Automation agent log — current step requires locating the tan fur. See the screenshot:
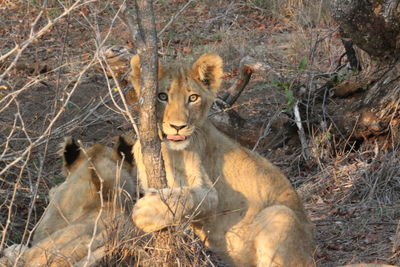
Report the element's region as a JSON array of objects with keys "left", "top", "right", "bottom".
[
  {"left": 128, "top": 55, "right": 165, "bottom": 104},
  {"left": 2, "top": 138, "right": 136, "bottom": 267},
  {"left": 341, "top": 265, "right": 397, "bottom": 267},
  {"left": 130, "top": 54, "right": 315, "bottom": 266}
]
